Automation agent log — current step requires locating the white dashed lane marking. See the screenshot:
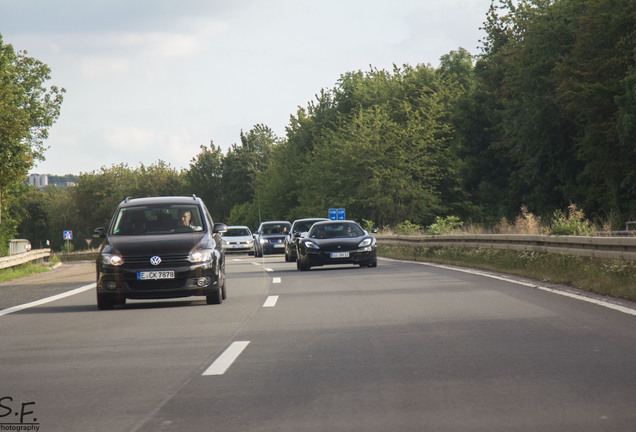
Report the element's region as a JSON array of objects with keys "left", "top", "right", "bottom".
[
  {"left": 202, "top": 341, "right": 251, "bottom": 376},
  {"left": 263, "top": 295, "right": 279, "bottom": 307}
]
